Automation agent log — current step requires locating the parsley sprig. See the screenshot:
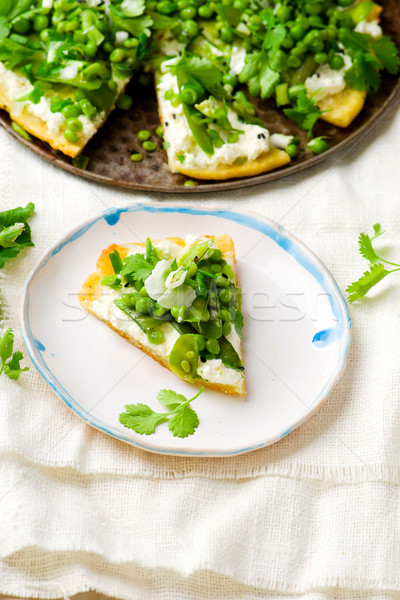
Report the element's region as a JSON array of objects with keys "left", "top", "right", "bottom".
[
  {"left": 0, "top": 202, "right": 35, "bottom": 269},
  {"left": 119, "top": 386, "right": 203, "bottom": 438},
  {"left": 0, "top": 328, "right": 29, "bottom": 381},
  {"left": 346, "top": 224, "right": 400, "bottom": 303}
]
